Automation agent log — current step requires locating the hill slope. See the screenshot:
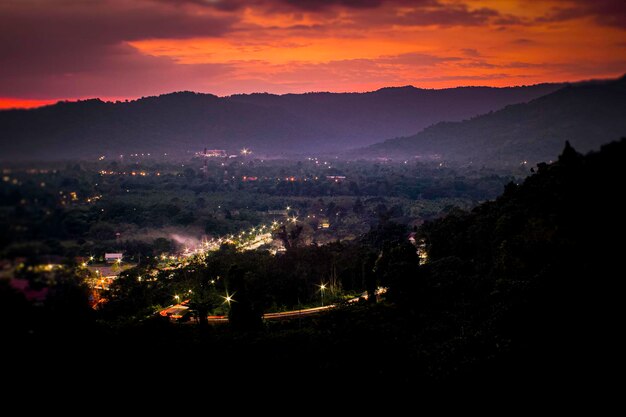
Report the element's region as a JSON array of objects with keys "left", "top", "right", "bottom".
[
  {"left": 360, "top": 75, "right": 626, "bottom": 165},
  {"left": 0, "top": 84, "right": 562, "bottom": 161},
  {"left": 387, "top": 139, "right": 626, "bottom": 383}
]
